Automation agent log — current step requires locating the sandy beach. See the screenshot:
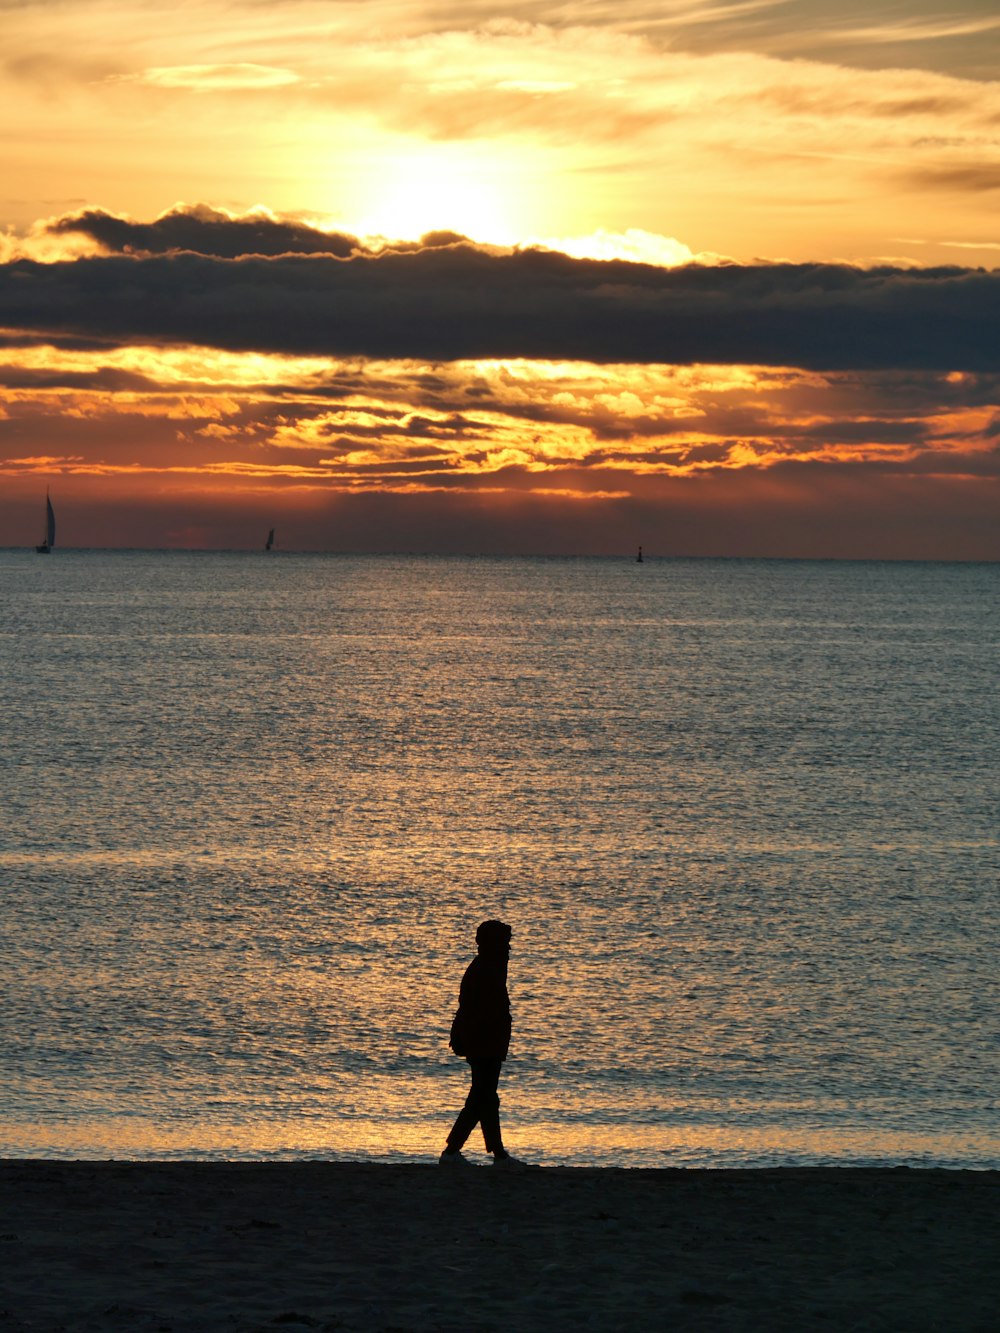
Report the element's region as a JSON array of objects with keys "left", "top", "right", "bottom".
[{"left": 0, "top": 1161, "right": 996, "bottom": 1331}]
